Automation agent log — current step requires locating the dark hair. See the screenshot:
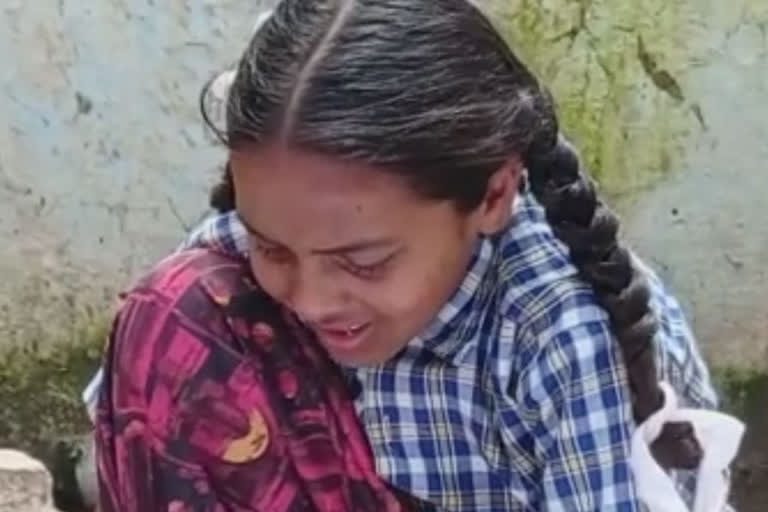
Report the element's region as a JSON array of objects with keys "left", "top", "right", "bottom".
[
  {"left": 203, "top": 0, "right": 701, "bottom": 469},
  {"left": 208, "top": 161, "right": 235, "bottom": 213}
]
